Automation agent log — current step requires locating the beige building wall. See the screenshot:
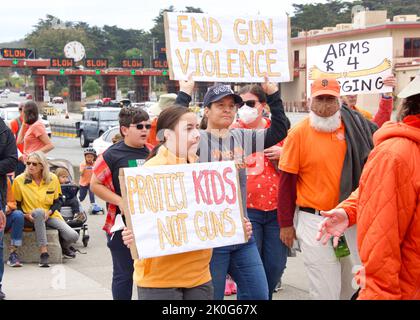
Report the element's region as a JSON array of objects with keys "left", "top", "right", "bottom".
[{"left": 282, "top": 11, "right": 420, "bottom": 116}]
